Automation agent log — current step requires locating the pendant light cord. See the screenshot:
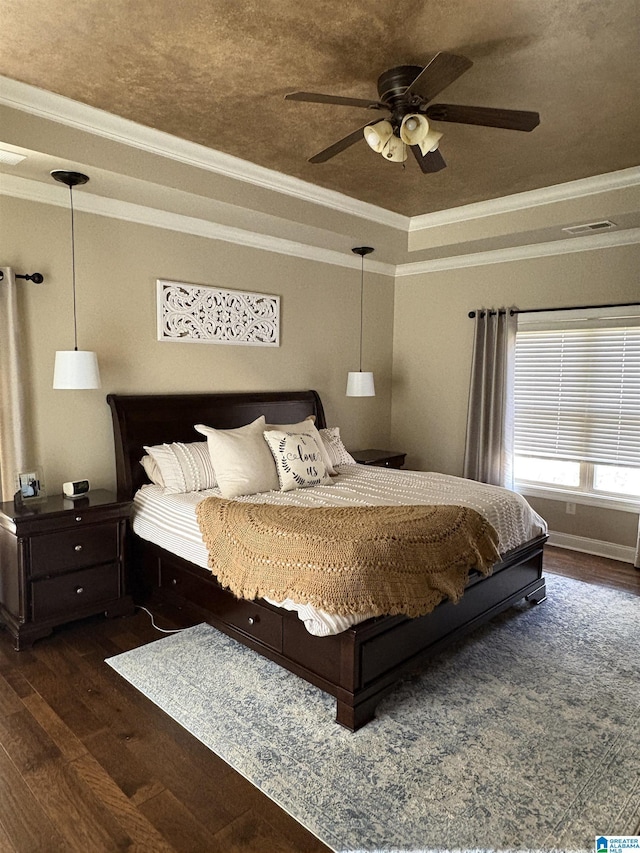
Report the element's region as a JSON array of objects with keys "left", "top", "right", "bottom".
[
  {"left": 68, "top": 183, "right": 79, "bottom": 351},
  {"left": 358, "top": 252, "right": 364, "bottom": 372},
  {"left": 351, "top": 246, "right": 373, "bottom": 373}
]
